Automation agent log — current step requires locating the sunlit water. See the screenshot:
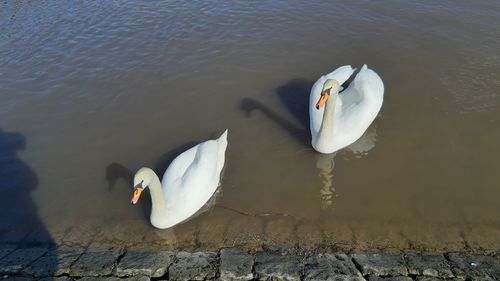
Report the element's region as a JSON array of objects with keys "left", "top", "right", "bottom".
[{"left": 1, "top": 0, "right": 499, "bottom": 250}]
